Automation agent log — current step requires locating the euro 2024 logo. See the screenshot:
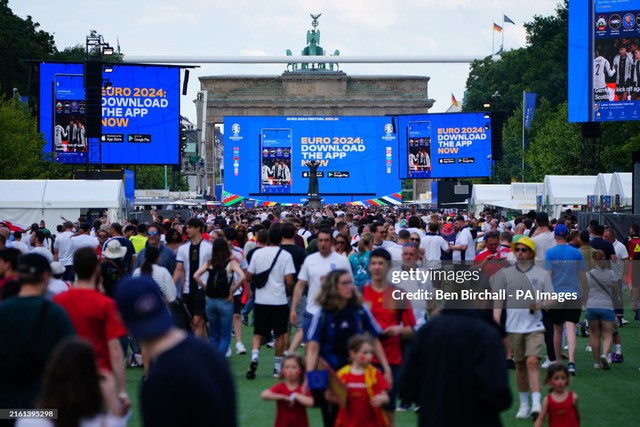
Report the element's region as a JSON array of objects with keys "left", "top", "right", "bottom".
[
  {"left": 231, "top": 123, "right": 241, "bottom": 135},
  {"left": 384, "top": 123, "right": 394, "bottom": 135}
]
